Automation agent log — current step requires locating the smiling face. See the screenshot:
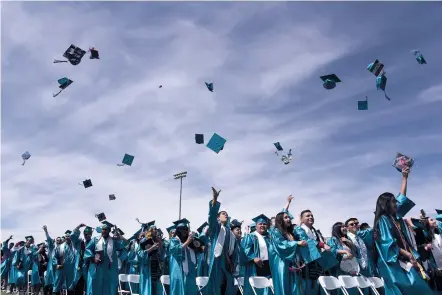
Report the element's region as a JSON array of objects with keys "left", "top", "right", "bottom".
[
  {"left": 256, "top": 222, "right": 268, "bottom": 235},
  {"left": 283, "top": 213, "right": 291, "bottom": 227},
  {"left": 232, "top": 227, "right": 242, "bottom": 239},
  {"left": 346, "top": 219, "right": 360, "bottom": 234},
  {"left": 301, "top": 211, "right": 315, "bottom": 227},
  {"left": 218, "top": 211, "right": 228, "bottom": 224}
]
